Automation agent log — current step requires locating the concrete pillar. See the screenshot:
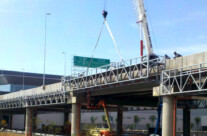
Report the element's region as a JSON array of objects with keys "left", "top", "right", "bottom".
[
  {"left": 25, "top": 108, "right": 32, "bottom": 136},
  {"left": 33, "top": 110, "right": 37, "bottom": 131},
  {"left": 0, "top": 111, "right": 2, "bottom": 121},
  {"left": 64, "top": 112, "right": 69, "bottom": 123},
  {"left": 71, "top": 104, "right": 81, "bottom": 136},
  {"left": 183, "top": 107, "right": 190, "bottom": 136},
  {"left": 162, "top": 96, "right": 174, "bottom": 136},
  {"left": 9, "top": 114, "right": 12, "bottom": 129},
  {"left": 117, "top": 106, "right": 123, "bottom": 136}
]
